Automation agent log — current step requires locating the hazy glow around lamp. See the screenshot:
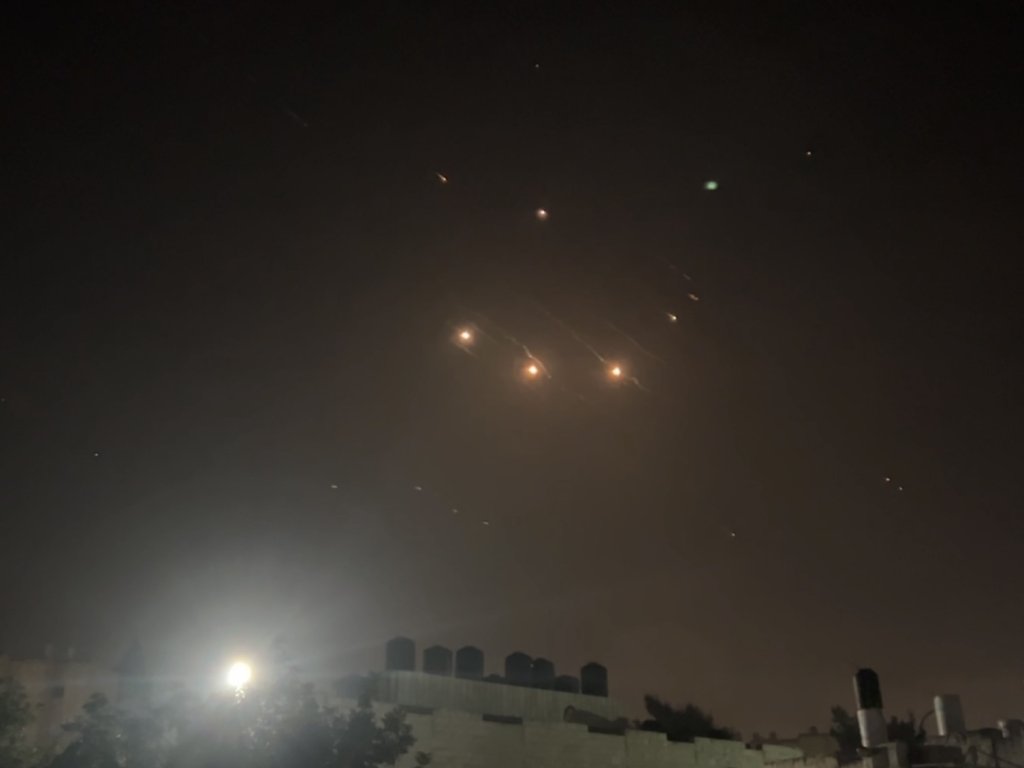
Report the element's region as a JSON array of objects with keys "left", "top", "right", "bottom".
[{"left": 227, "top": 661, "right": 252, "bottom": 690}]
